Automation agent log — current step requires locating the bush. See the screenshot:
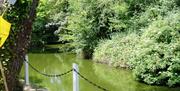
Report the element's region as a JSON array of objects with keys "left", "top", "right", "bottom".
[
  {"left": 93, "top": 0, "right": 180, "bottom": 87},
  {"left": 94, "top": 33, "right": 140, "bottom": 68},
  {"left": 68, "top": 0, "right": 130, "bottom": 58},
  {"left": 133, "top": 10, "right": 180, "bottom": 87}
]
